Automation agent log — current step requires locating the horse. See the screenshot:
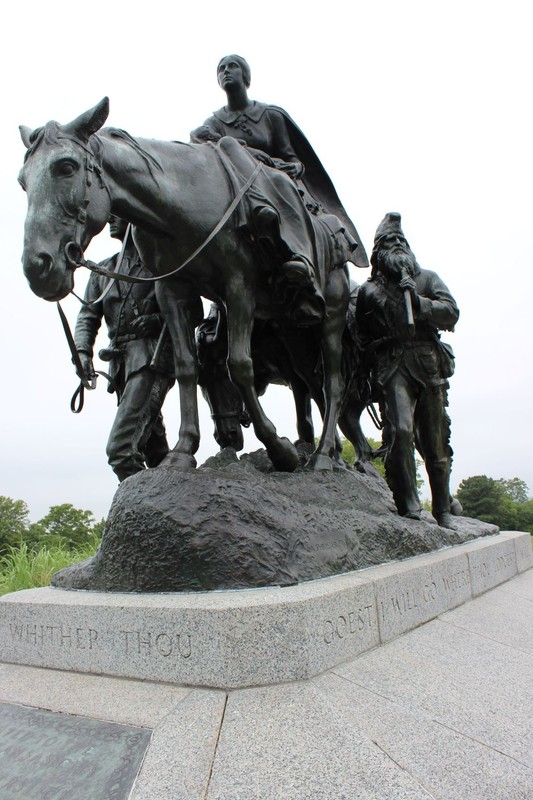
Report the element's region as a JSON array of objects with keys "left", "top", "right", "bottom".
[
  {"left": 197, "top": 304, "right": 315, "bottom": 456},
  {"left": 19, "top": 97, "right": 356, "bottom": 472},
  {"left": 197, "top": 300, "right": 374, "bottom": 465}
]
